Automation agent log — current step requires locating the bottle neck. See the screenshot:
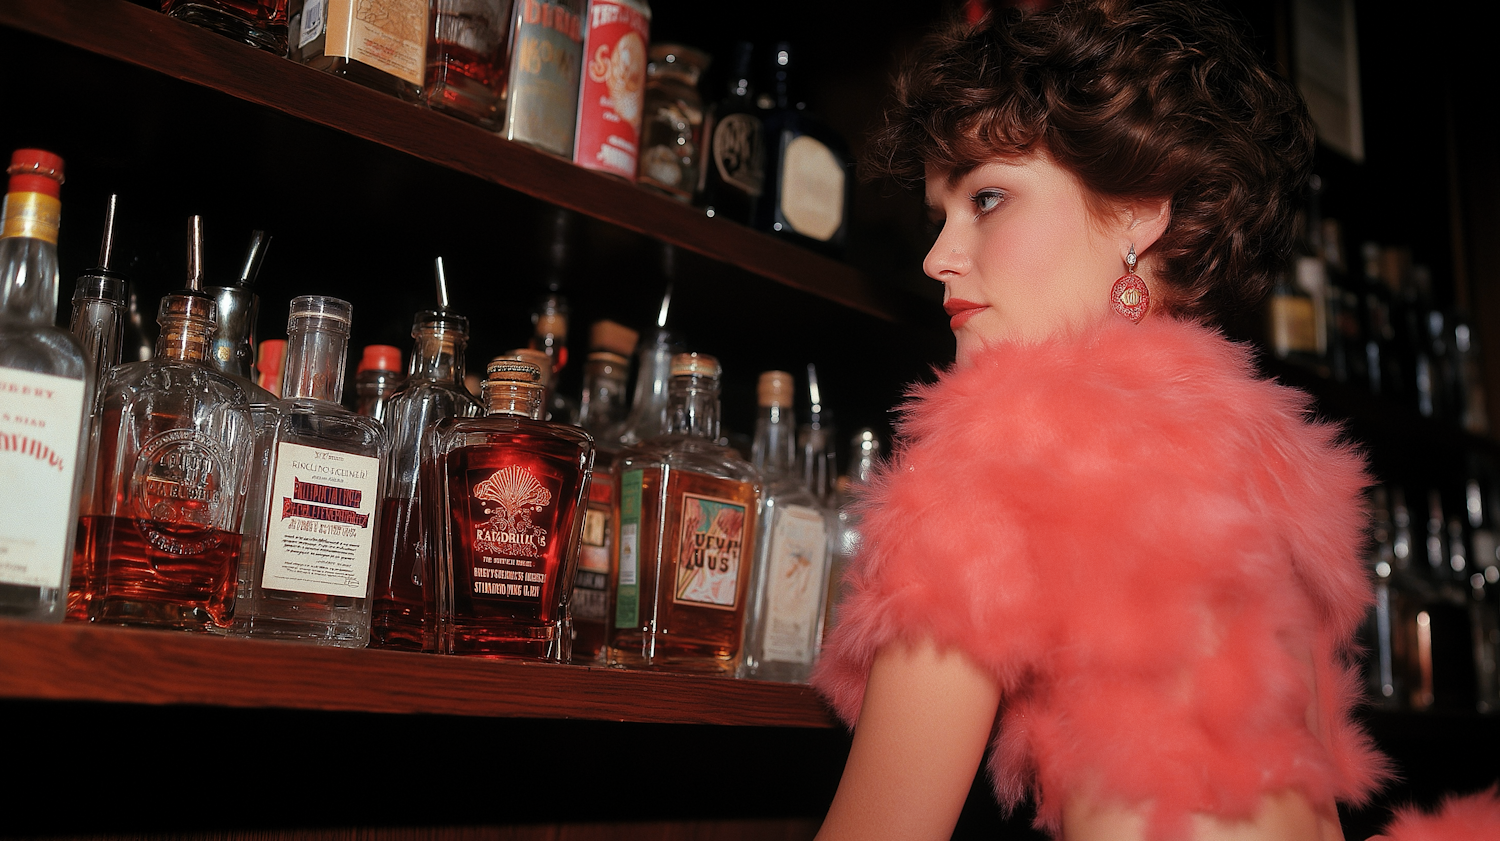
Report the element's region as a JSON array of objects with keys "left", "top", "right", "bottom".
[
  {"left": 283, "top": 325, "right": 349, "bottom": 402},
  {"left": 409, "top": 328, "right": 467, "bottom": 384},
  {"left": 69, "top": 296, "right": 125, "bottom": 386},
  {"left": 486, "top": 382, "right": 544, "bottom": 420},
  {"left": 578, "top": 356, "right": 628, "bottom": 432},
  {"left": 667, "top": 375, "right": 720, "bottom": 441},
  {"left": 0, "top": 189, "right": 63, "bottom": 325},
  {"left": 620, "top": 335, "right": 674, "bottom": 440},
  {"left": 750, "top": 403, "right": 796, "bottom": 475}
]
